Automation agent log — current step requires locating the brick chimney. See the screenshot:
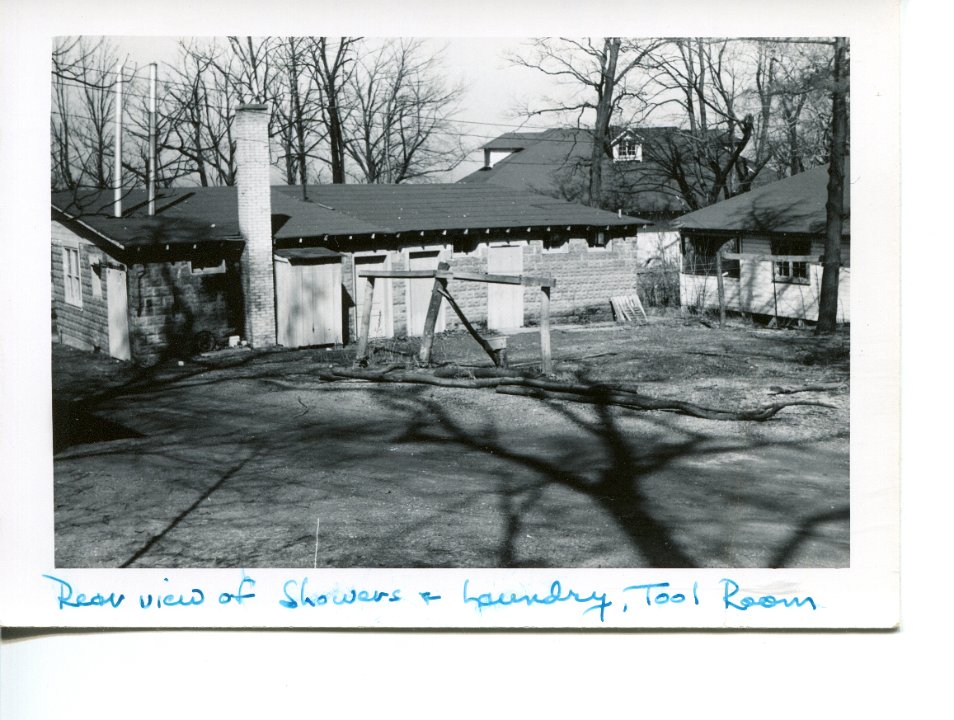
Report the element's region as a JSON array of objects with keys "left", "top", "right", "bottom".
[{"left": 236, "top": 104, "right": 276, "bottom": 347}]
